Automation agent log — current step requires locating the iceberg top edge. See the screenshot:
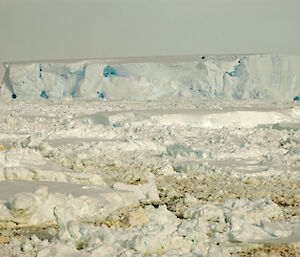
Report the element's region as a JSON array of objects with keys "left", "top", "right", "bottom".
[{"left": 2, "top": 53, "right": 279, "bottom": 66}]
